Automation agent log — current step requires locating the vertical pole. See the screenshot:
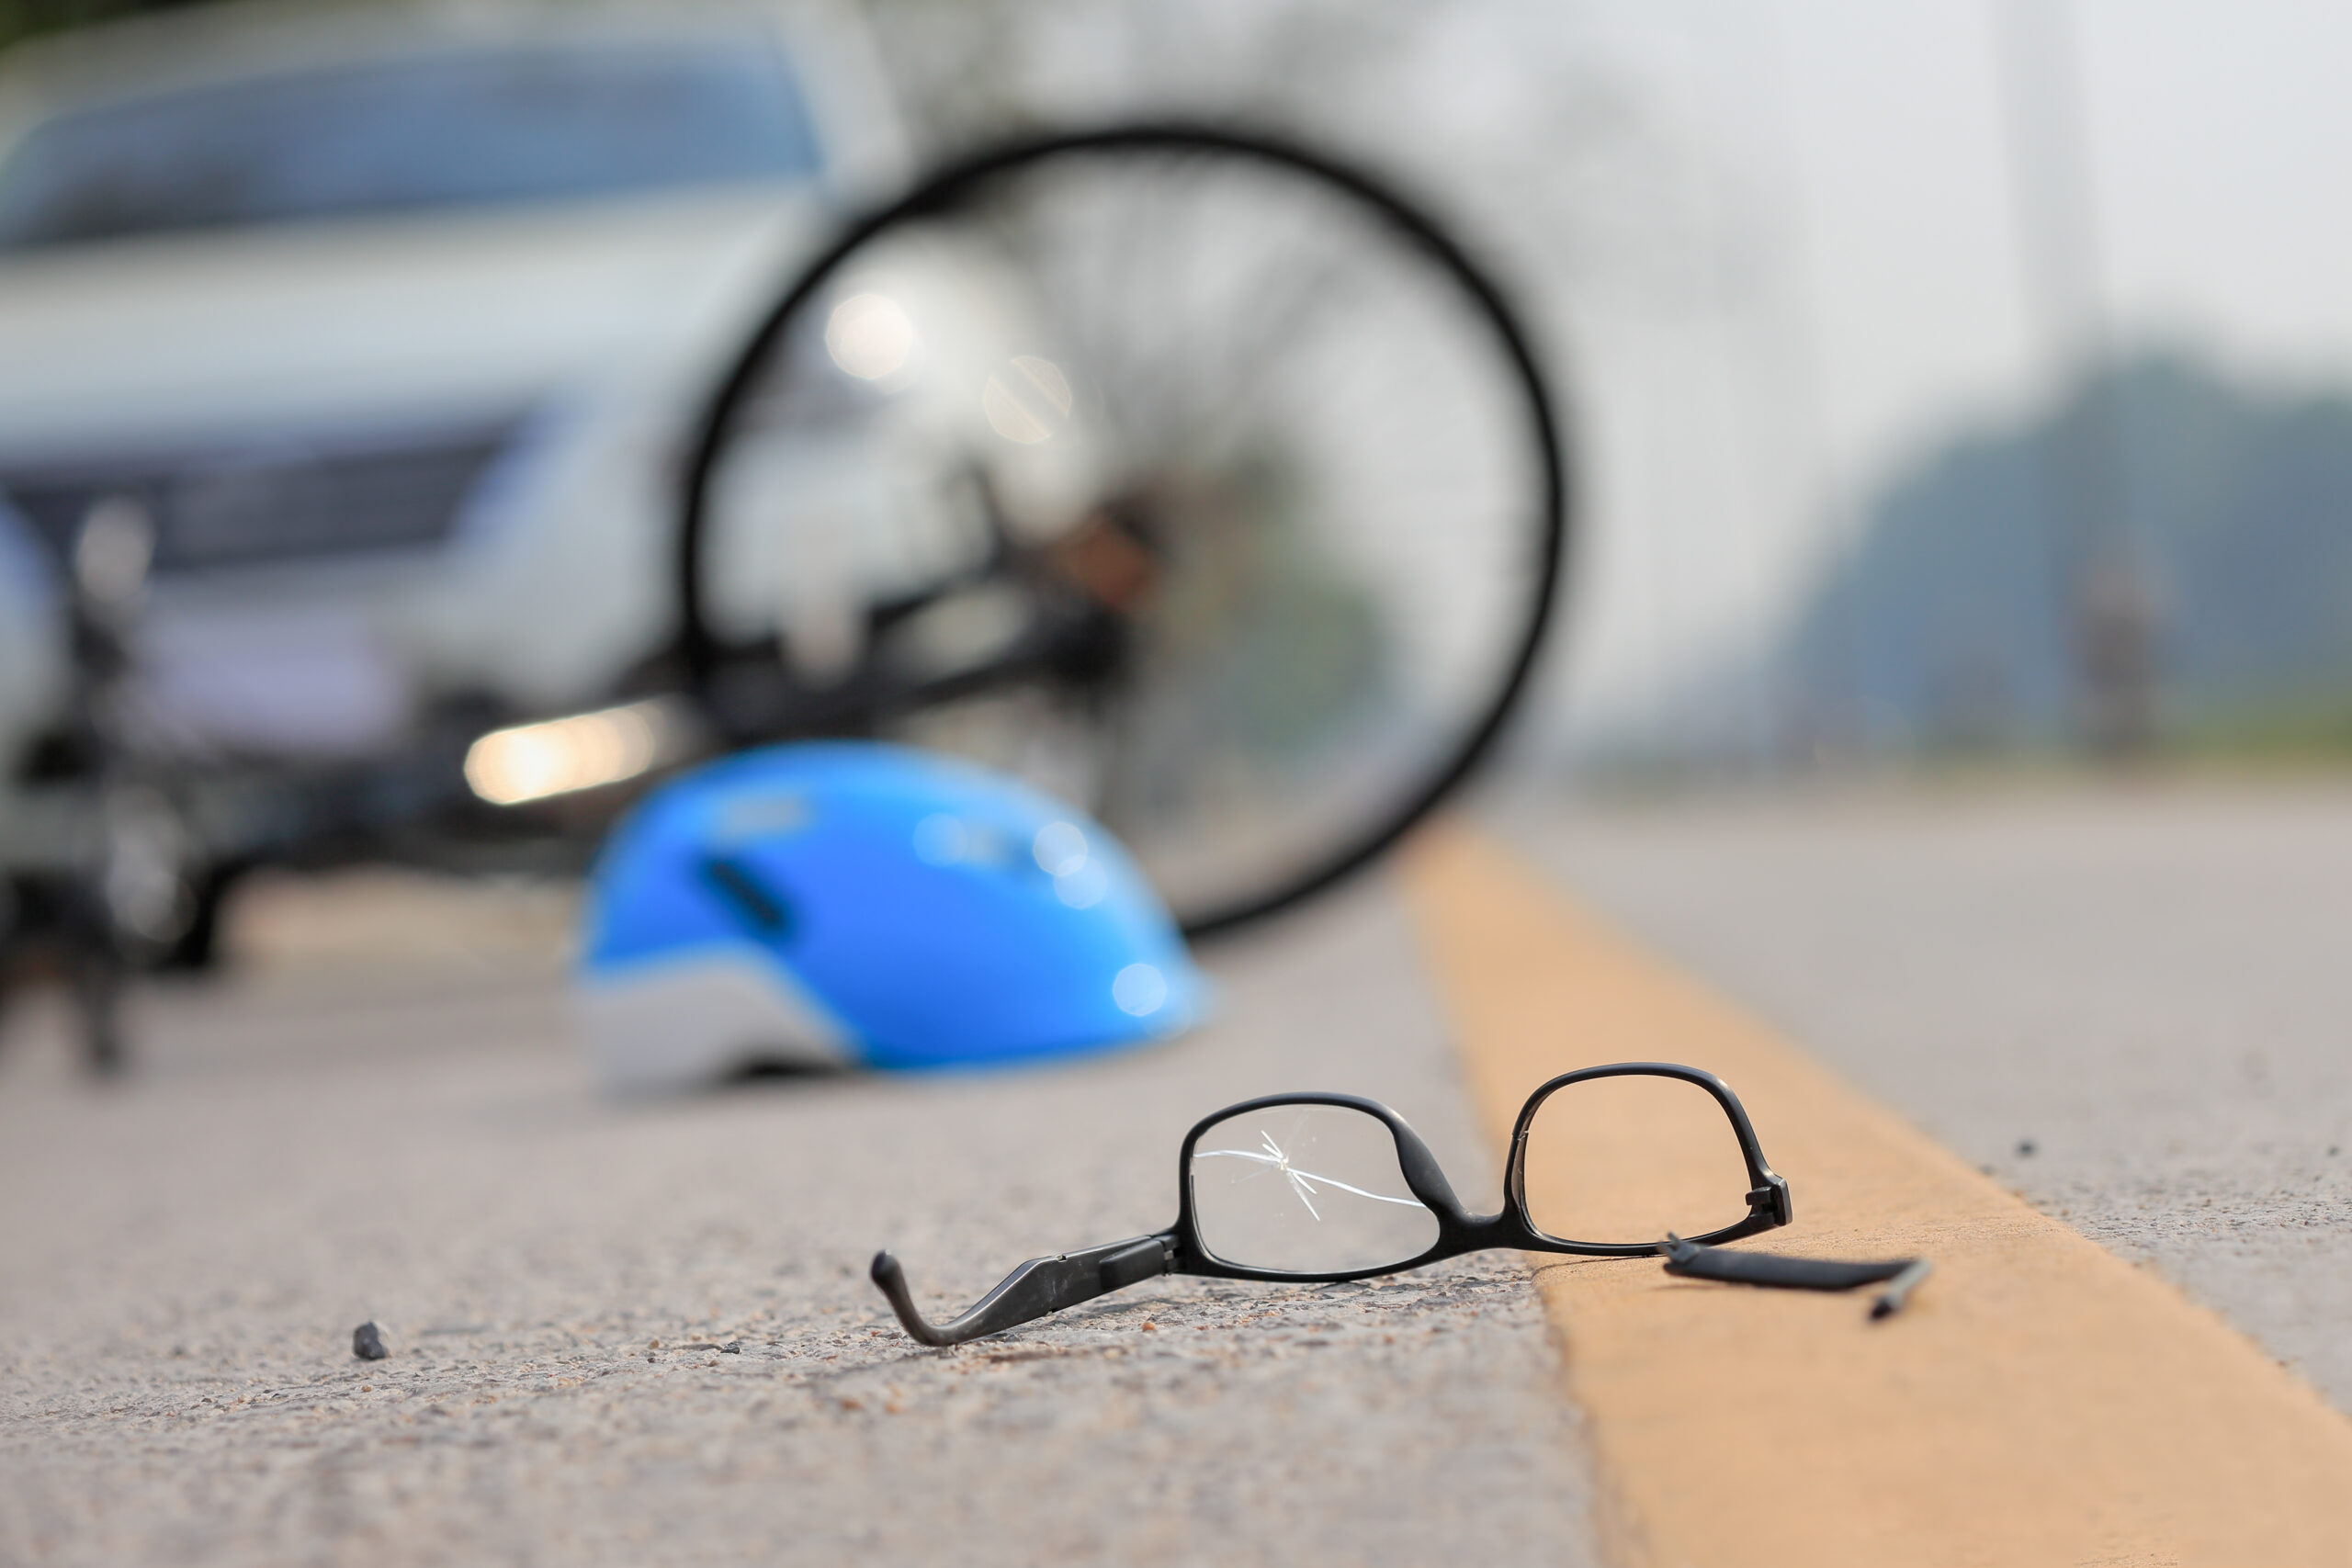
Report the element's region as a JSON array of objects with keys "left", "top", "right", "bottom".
[{"left": 1988, "top": 0, "right": 2155, "bottom": 756}]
